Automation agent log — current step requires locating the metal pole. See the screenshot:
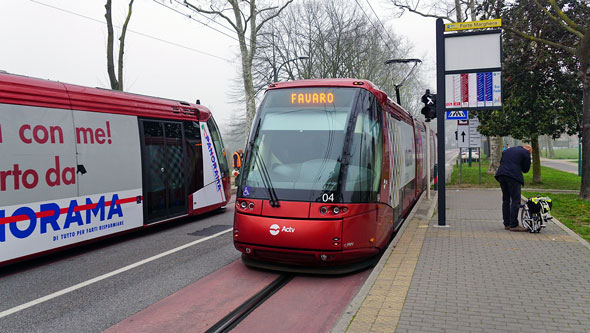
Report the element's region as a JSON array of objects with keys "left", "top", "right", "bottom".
[
  {"left": 426, "top": 124, "right": 431, "bottom": 199},
  {"left": 436, "top": 18, "right": 446, "bottom": 226},
  {"left": 395, "top": 85, "right": 401, "bottom": 105},
  {"left": 478, "top": 147, "right": 482, "bottom": 184},
  {"left": 459, "top": 148, "right": 462, "bottom": 184}
]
